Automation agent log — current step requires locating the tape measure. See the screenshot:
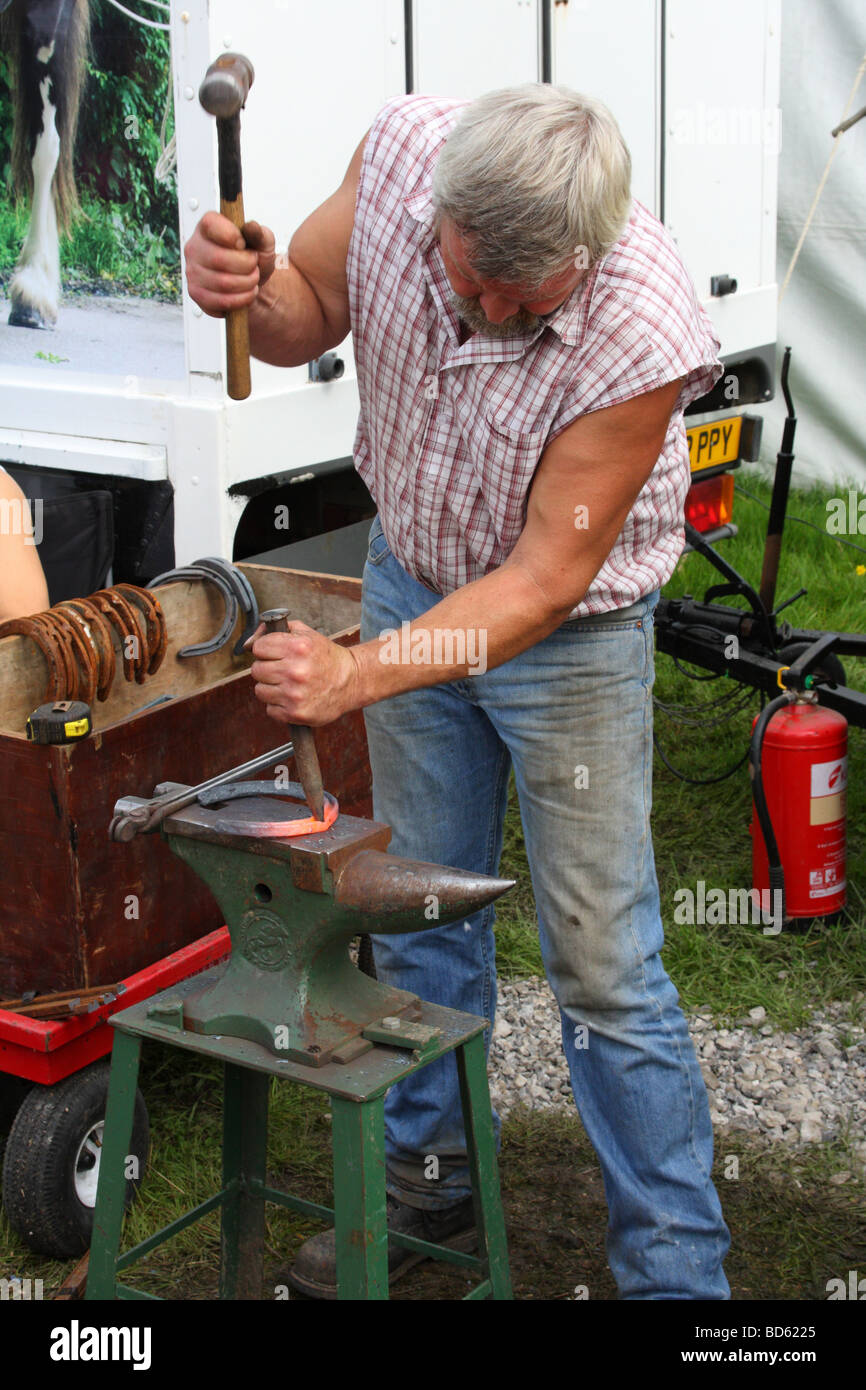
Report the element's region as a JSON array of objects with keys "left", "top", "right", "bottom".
[{"left": 26, "top": 700, "right": 92, "bottom": 745}]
